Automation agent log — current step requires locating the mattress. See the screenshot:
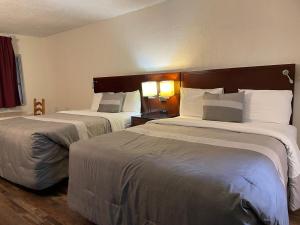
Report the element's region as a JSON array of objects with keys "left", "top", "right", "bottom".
[
  {"left": 0, "top": 111, "right": 135, "bottom": 190},
  {"left": 68, "top": 117, "right": 300, "bottom": 225}
]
